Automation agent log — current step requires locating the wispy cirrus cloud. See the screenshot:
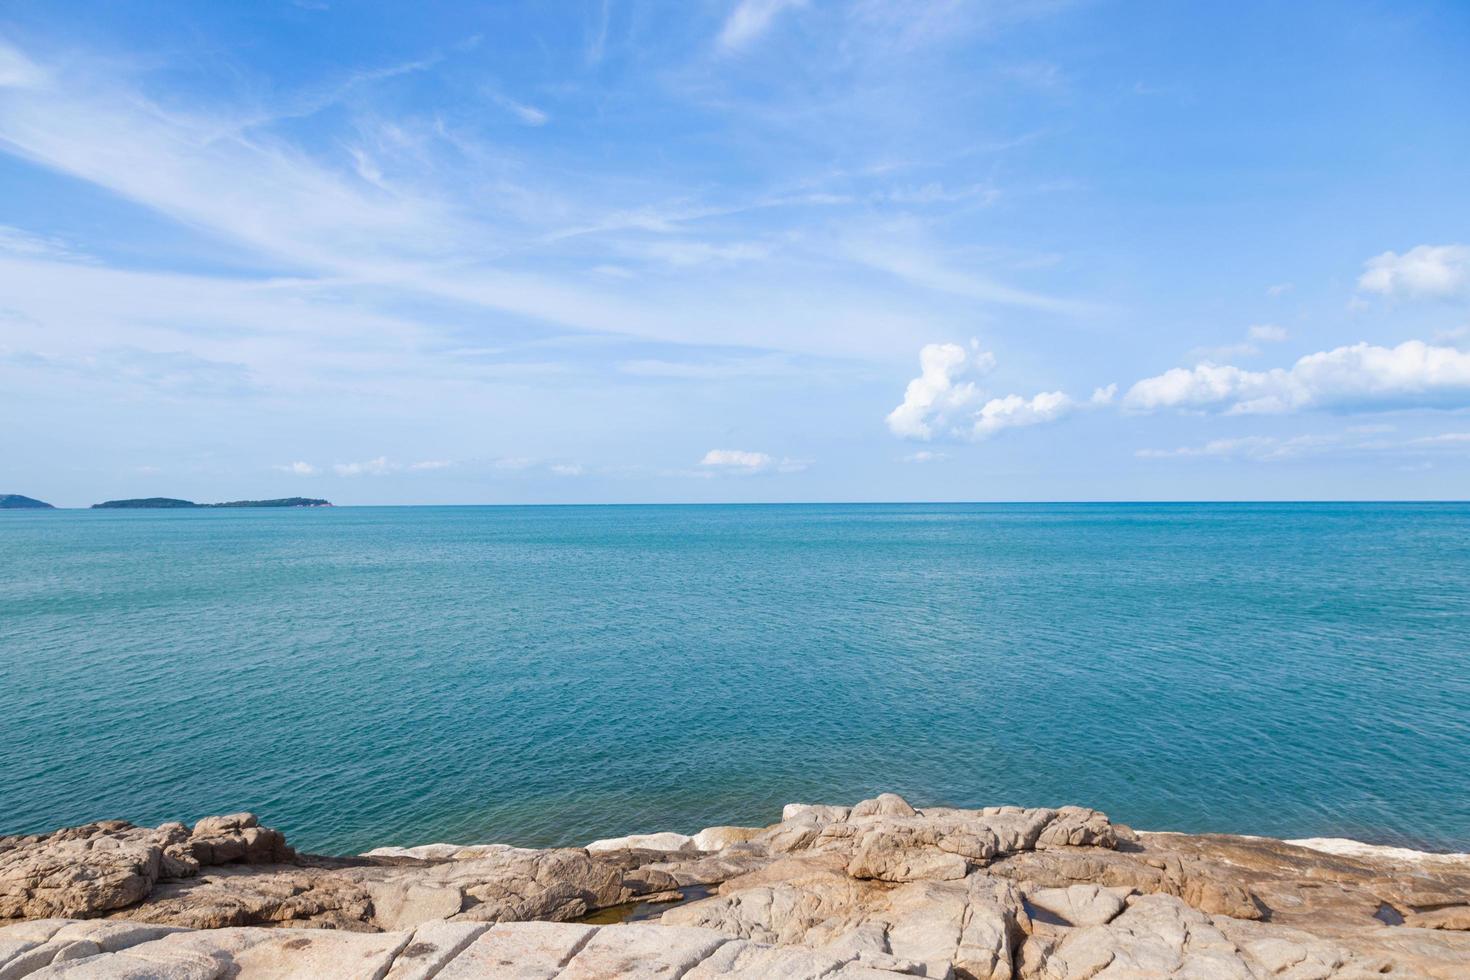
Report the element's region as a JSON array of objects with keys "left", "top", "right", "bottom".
[
  {"left": 1137, "top": 426, "right": 1470, "bottom": 463},
  {"left": 717, "top": 0, "right": 807, "bottom": 52},
  {"left": 491, "top": 93, "right": 549, "bottom": 126}
]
